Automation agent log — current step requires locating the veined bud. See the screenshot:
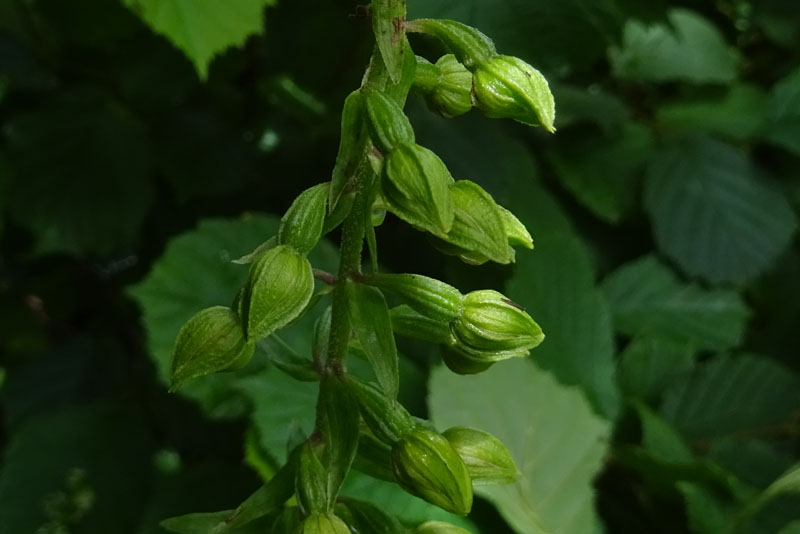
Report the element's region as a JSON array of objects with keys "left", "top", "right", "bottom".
[
  {"left": 241, "top": 244, "right": 314, "bottom": 341},
  {"left": 391, "top": 428, "right": 473, "bottom": 516},
  {"left": 390, "top": 305, "right": 456, "bottom": 345},
  {"left": 296, "top": 442, "right": 330, "bottom": 515},
  {"left": 295, "top": 513, "right": 350, "bottom": 534},
  {"left": 361, "top": 273, "right": 464, "bottom": 322},
  {"left": 170, "top": 306, "right": 254, "bottom": 390},
  {"left": 382, "top": 143, "right": 455, "bottom": 236},
  {"left": 334, "top": 500, "right": 403, "bottom": 534},
  {"left": 472, "top": 55, "right": 556, "bottom": 132},
  {"left": 279, "top": 183, "right": 330, "bottom": 255},
  {"left": 406, "top": 18, "right": 496, "bottom": 69},
  {"left": 416, "top": 521, "right": 472, "bottom": 534},
  {"left": 442, "top": 427, "right": 519, "bottom": 485},
  {"left": 499, "top": 206, "right": 533, "bottom": 250},
  {"left": 348, "top": 378, "right": 415, "bottom": 444},
  {"left": 363, "top": 87, "right": 415, "bottom": 154},
  {"left": 416, "top": 55, "right": 473, "bottom": 119},
  {"left": 451, "top": 290, "right": 544, "bottom": 361}
]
